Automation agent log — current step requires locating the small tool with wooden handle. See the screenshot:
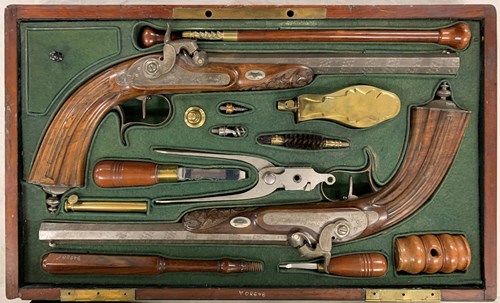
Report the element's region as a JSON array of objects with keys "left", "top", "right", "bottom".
[
  {"left": 279, "top": 253, "right": 387, "bottom": 277},
  {"left": 93, "top": 160, "right": 246, "bottom": 188},
  {"left": 42, "top": 253, "right": 263, "bottom": 275}
]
